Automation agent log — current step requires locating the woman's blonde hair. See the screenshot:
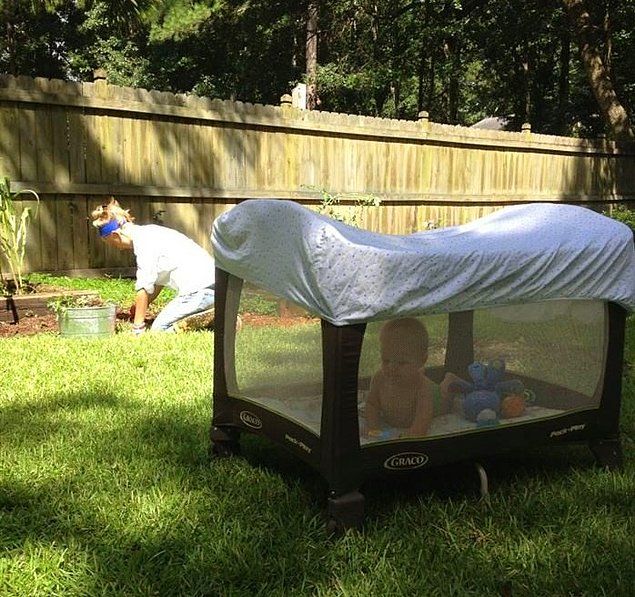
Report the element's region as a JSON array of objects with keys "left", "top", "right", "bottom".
[{"left": 90, "top": 198, "right": 134, "bottom": 230}]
